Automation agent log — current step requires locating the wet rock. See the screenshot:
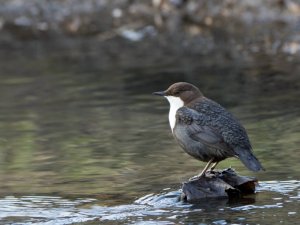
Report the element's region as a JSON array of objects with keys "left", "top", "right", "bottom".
[{"left": 181, "top": 168, "right": 257, "bottom": 203}]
